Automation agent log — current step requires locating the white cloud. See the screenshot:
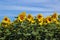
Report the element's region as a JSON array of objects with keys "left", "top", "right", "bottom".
[
  {"left": 0, "top": 5, "right": 54, "bottom": 11},
  {"left": 44, "top": 4, "right": 60, "bottom": 12},
  {"left": 0, "top": 13, "right": 17, "bottom": 17},
  {"left": 4, "top": 0, "right": 49, "bottom": 3}
]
